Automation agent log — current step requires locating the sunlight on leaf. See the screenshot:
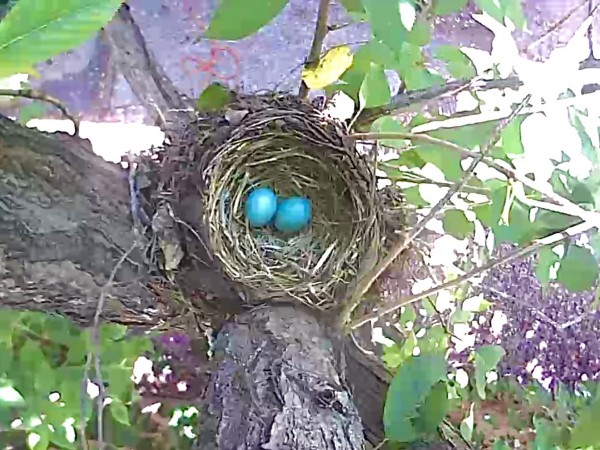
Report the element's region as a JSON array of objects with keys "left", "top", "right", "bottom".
[
  {"left": 534, "top": 246, "right": 560, "bottom": 286},
  {"left": 205, "top": 0, "right": 288, "bottom": 40},
  {"left": 302, "top": 46, "right": 354, "bottom": 90},
  {"left": 0, "top": 0, "right": 124, "bottom": 79},
  {"left": 460, "top": 403, "right": 474, "bottom": 441},
  {"left": 359, "top": 63, "right": 391, "bottom": 109},
  {"left": 474, "top": 345, "right": 505, "bottom": 399},
  {"left": 0, "top": 385, "right": 24, "bottom": 406}
]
